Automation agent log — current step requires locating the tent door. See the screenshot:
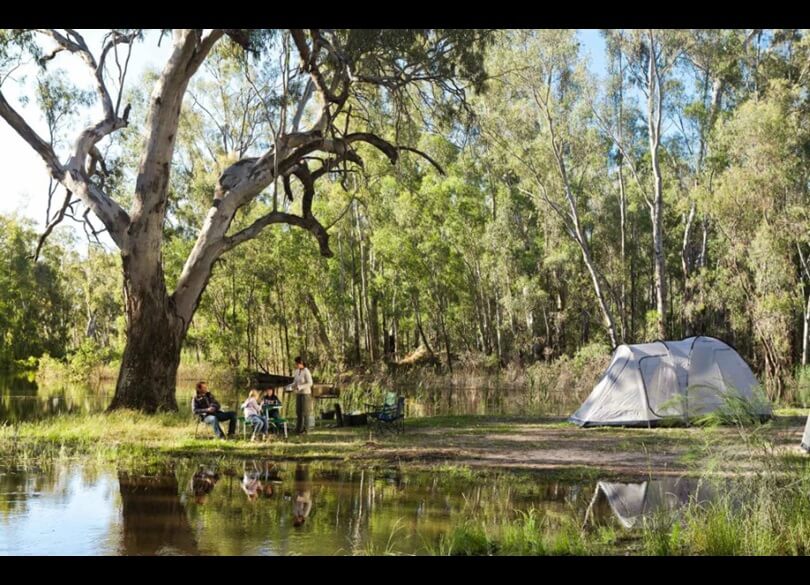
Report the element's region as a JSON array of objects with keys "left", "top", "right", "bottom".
[{"left": 639, "top": 354, "right": 683, "bottom": 418}]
